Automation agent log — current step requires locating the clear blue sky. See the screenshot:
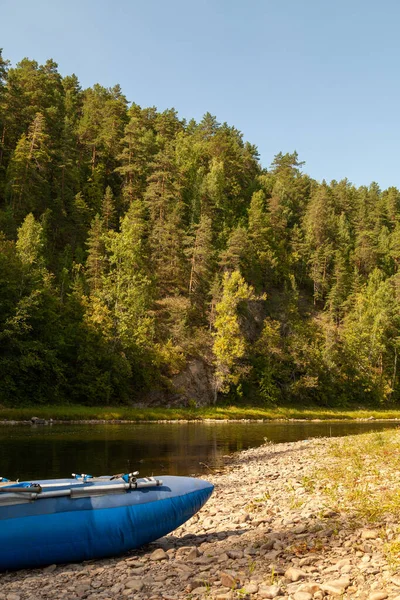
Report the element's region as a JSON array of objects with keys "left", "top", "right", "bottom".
[{"left": 1, "top": 0, "right": 400, "bottom": 189}]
